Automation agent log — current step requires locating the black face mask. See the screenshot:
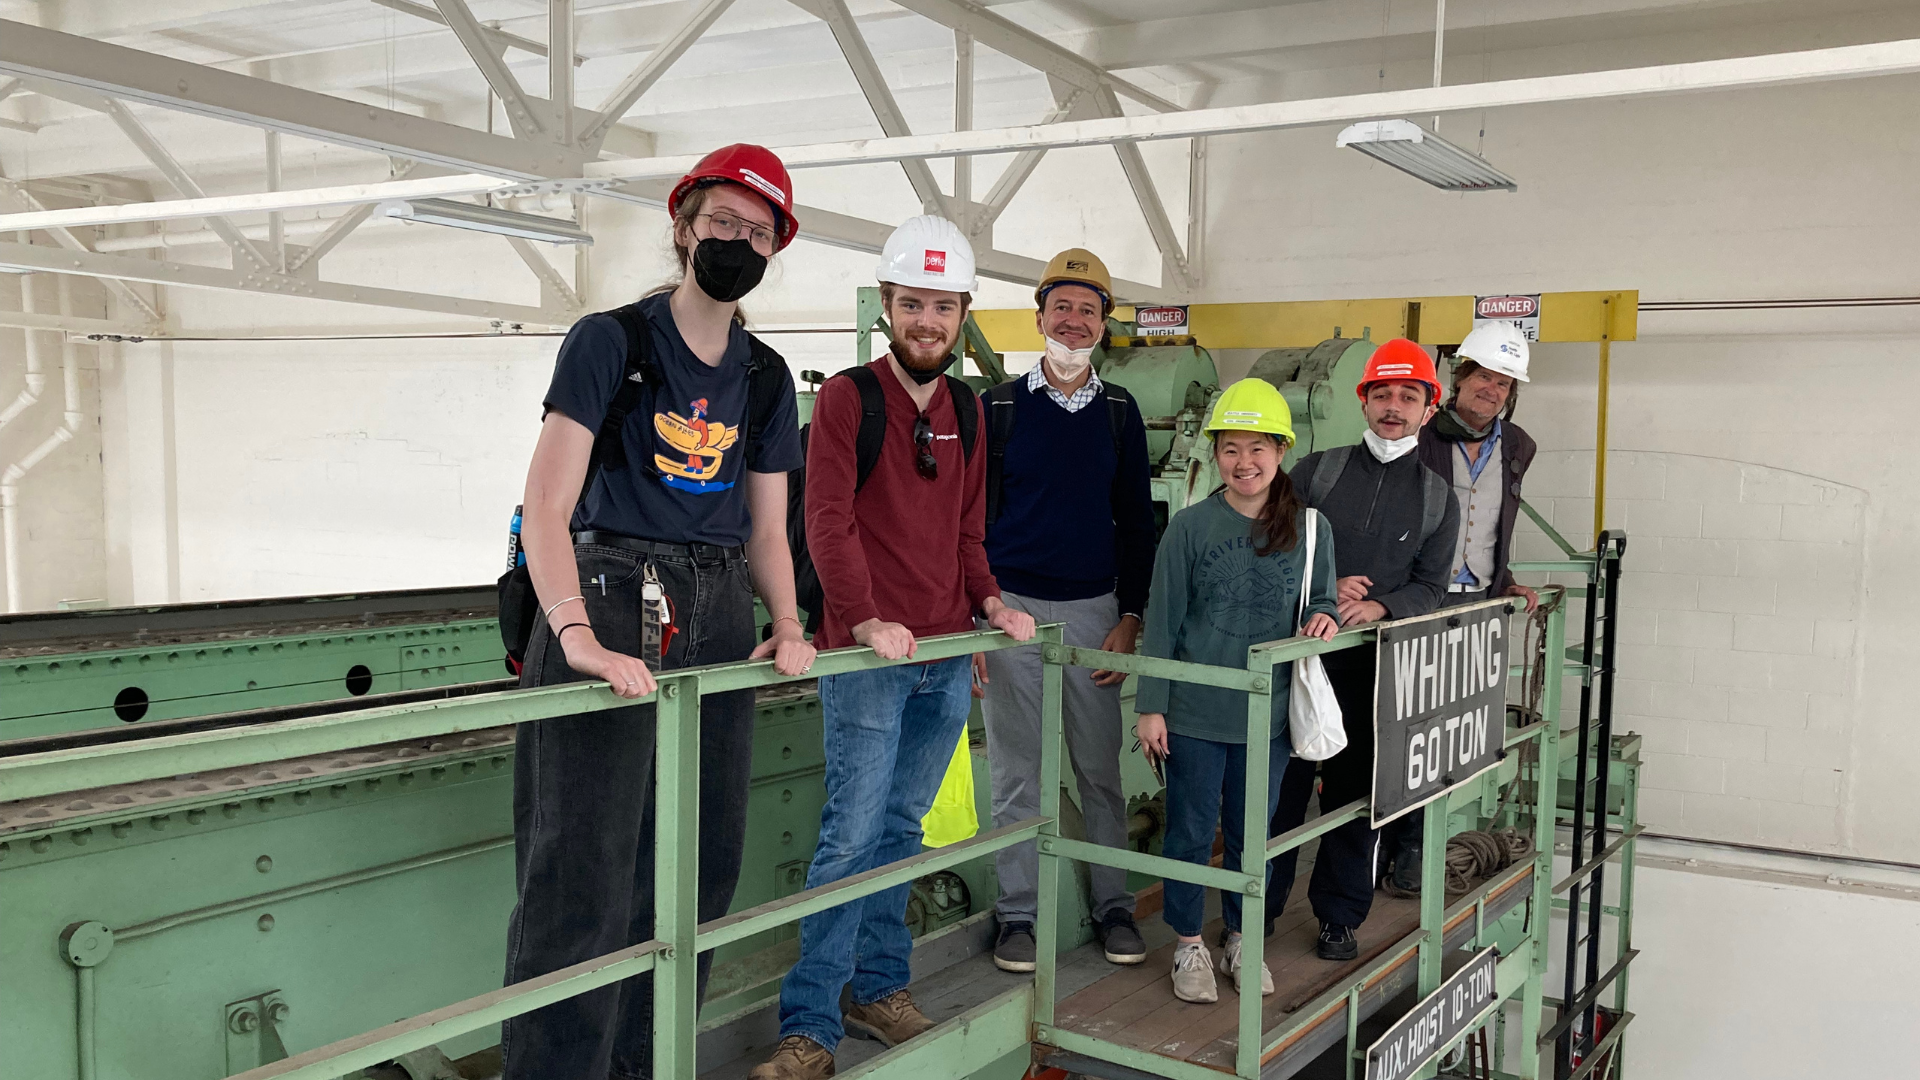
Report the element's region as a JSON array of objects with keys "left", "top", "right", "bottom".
[
  {"left": 890, "top": 342, "right": 958, "bottom": 385},
  {"left": 690, "top": 237, "right": 767, "bottom": 303}
]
